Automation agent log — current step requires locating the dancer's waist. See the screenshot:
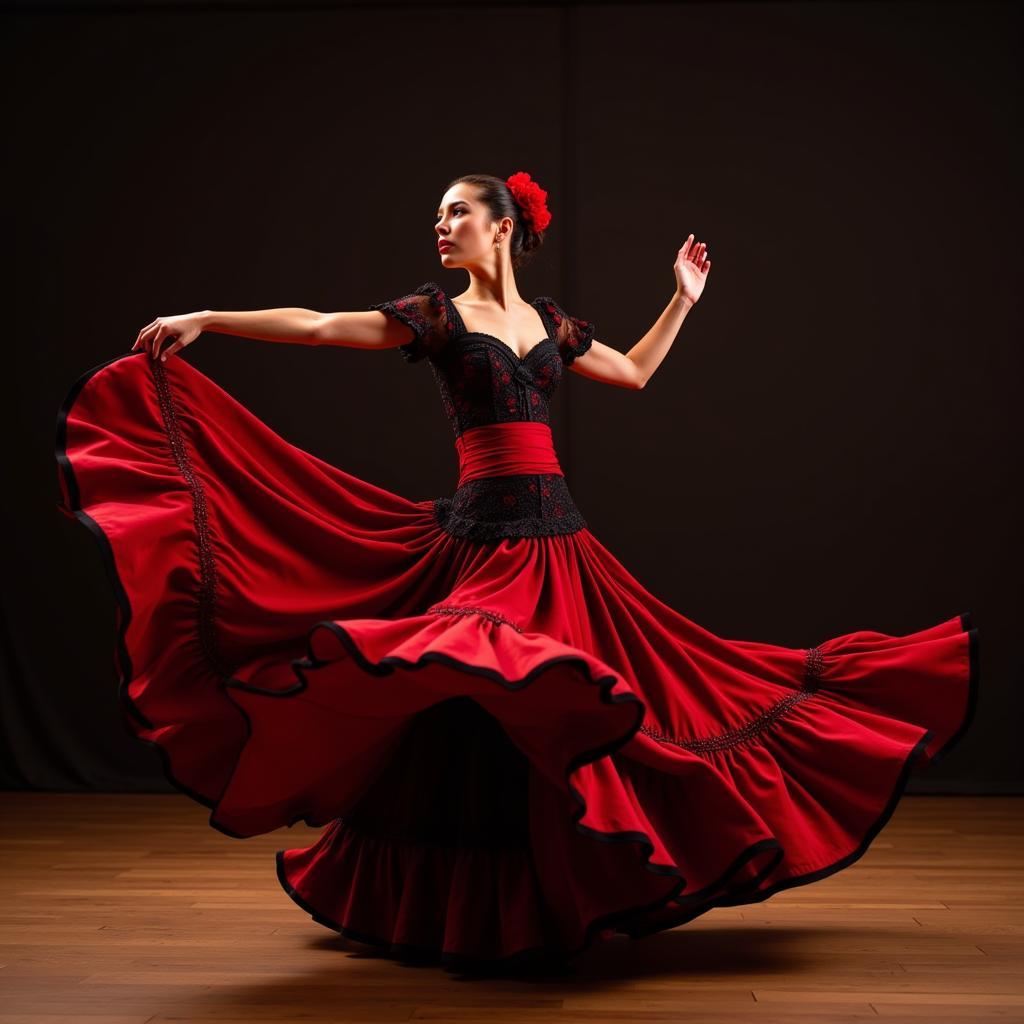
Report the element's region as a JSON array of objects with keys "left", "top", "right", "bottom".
[
  {"left": 455, "top": 422, "right": 563, "bottom": 487},
  {"left": 437, "top": 421, "right": 585, "bottom": 541}
]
